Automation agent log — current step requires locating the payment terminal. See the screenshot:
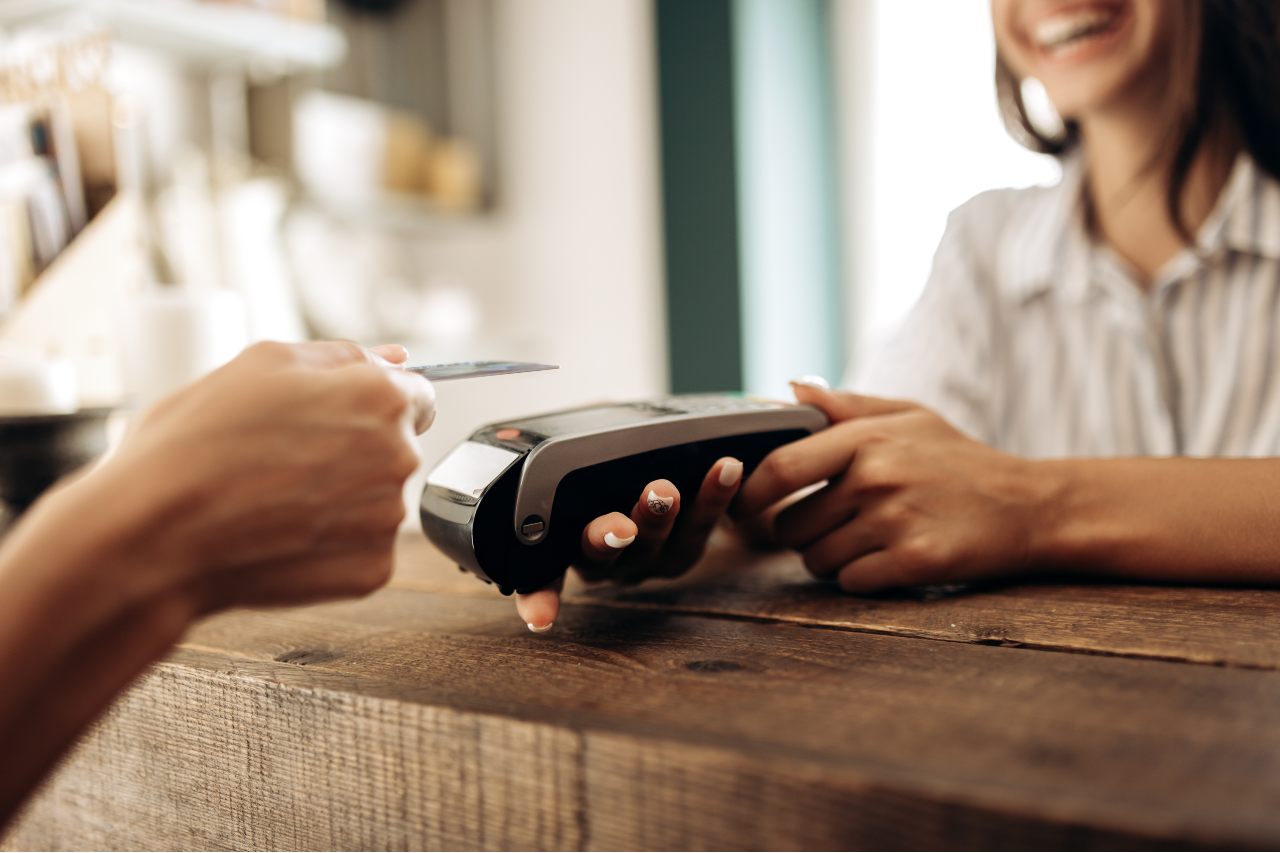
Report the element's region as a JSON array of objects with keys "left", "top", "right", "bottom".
[{"left": 419, "top": 395, "right": 827, "bottom": 594}]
